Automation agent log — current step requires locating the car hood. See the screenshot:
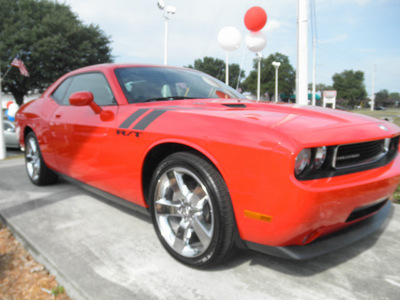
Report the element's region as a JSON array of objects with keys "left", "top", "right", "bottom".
[{"left": 149, "top": 99, "right": 400, "bottom": 146}]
